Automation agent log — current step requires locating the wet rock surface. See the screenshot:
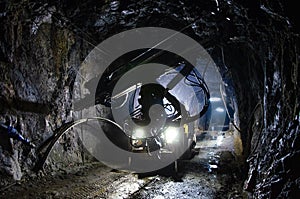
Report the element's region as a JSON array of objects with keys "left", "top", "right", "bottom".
[{"left": 0, "top": 0, "right": 299, "bottom": 197}]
